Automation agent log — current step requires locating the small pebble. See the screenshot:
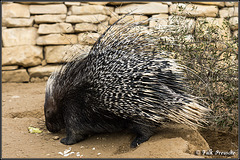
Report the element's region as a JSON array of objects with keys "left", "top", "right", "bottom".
[
  {"left": 53, "top": 136, "right": 60, "bottom": 140},
  {"left": 64, "top": 147, "right": 72, "bottom": 154},
  {"left": 97, "top": 153, "right": 101, "bottom": 156},
  {"left": 92, "top": 147, "right": 96, "bottom": 150},
  {"left": 58, "top": 147, "right": 75, "bottom": 157},
  {"left": 11, "top": 95, "right": 20, "bottom": 99},
  {"left": 58, "top": 152, "right": 64, "bottom": 155},
  {"left": 64, "top": 151, "right": 74, "bottom": 157},
  {"left": 46, "top": 154, "right": 50, "bottom": 156},
  {"left": 80, "top": 146, "right": 84, "bottom": 149}
]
